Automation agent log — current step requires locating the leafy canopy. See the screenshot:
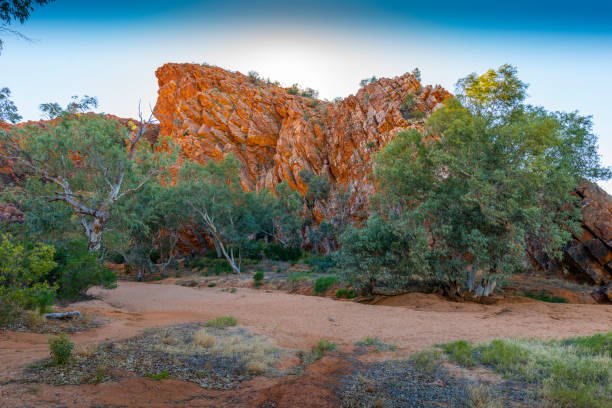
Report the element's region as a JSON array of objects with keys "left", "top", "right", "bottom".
[
  {"left": 344, "top": 64, "right": 610, "bottom": 296},
  {"left": 0, "top": 109, "right": 171, "bottom": 251},
  {"left": 0, "top": 87, "right": 21, "bottom": 123}
]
